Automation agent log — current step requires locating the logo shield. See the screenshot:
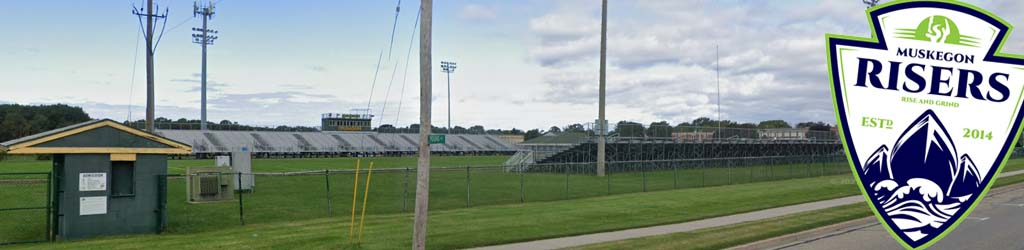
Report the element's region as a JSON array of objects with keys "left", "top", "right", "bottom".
[{"left": 827, "top": 1, "right": 1024, "bottom": 249}]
